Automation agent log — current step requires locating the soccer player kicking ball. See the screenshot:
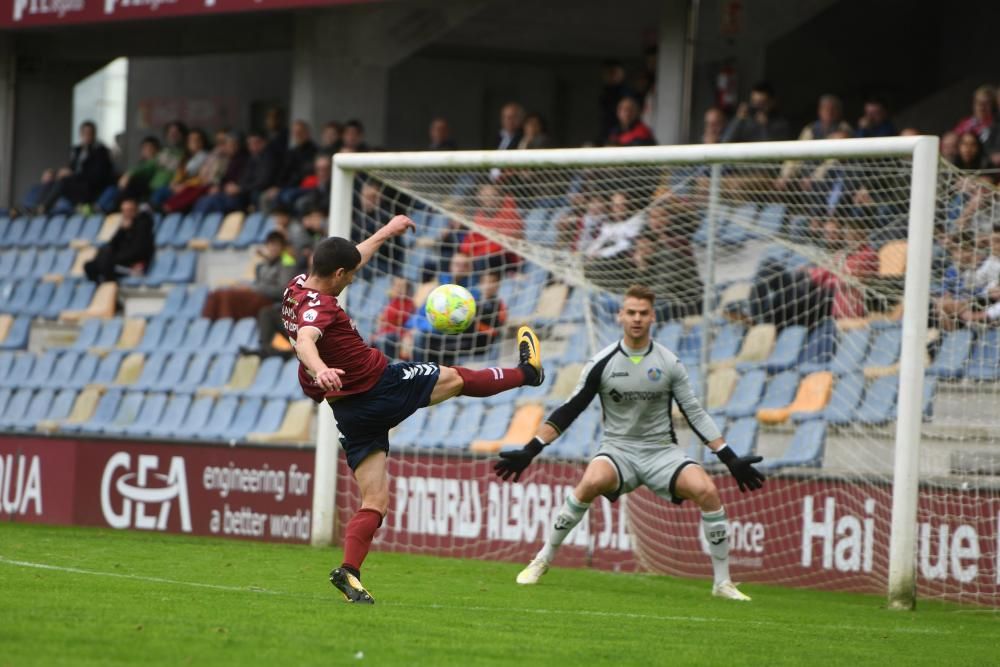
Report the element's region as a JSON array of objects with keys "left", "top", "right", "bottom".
[
  {"left": 282, "top": 214, "right": 544, "bottom": 604},
  {"left": 495, "top": 285, "right": 763, "bottom": 601}
]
